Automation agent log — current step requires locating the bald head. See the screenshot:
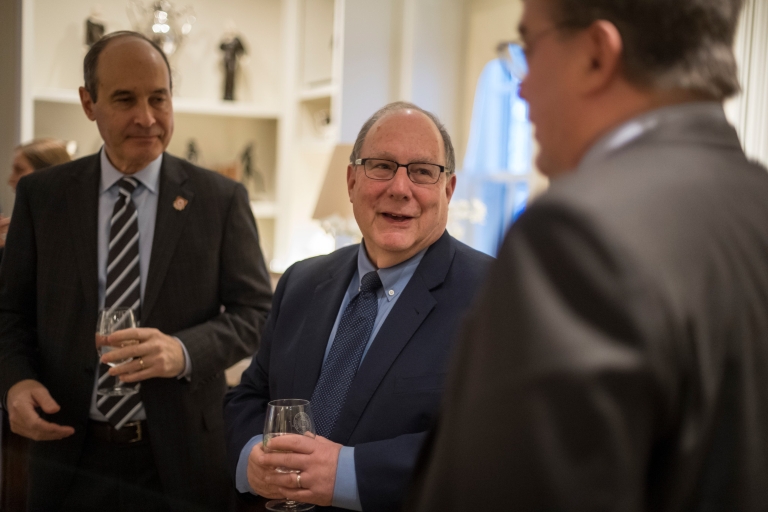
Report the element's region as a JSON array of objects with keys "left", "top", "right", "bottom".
[{"left": 84, "top": 31, "right": 172, "bottom": 103}]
